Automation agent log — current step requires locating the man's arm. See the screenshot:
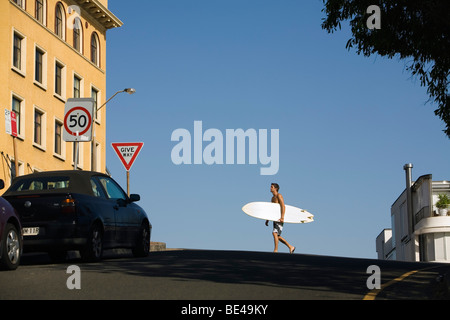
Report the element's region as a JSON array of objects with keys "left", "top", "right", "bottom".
[{"left": 278, "top": 194, "right": 285, "bottom": 223}]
